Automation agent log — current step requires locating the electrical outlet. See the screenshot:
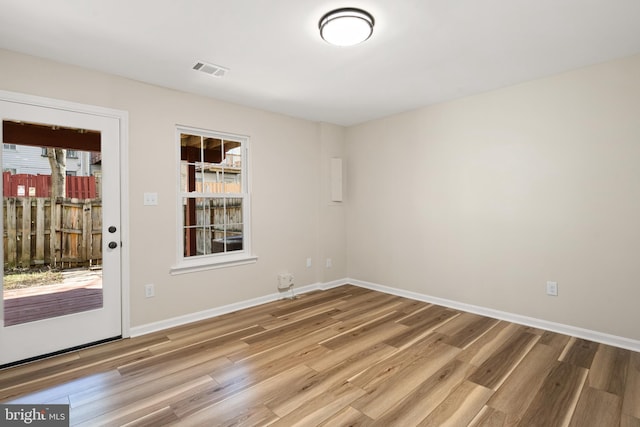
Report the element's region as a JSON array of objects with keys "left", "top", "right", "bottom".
[
  {"left": 306, "top": 258, "right": 312, "bottom": 268},
  {"left": 145, "top": 283, "right": 155, "bottom": 298},
  {"left": 326, "top": 258, "right": 332, "bottom": 268},
  {"left": 546, "top": 281, "right": 558, "bottom": 296}
]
